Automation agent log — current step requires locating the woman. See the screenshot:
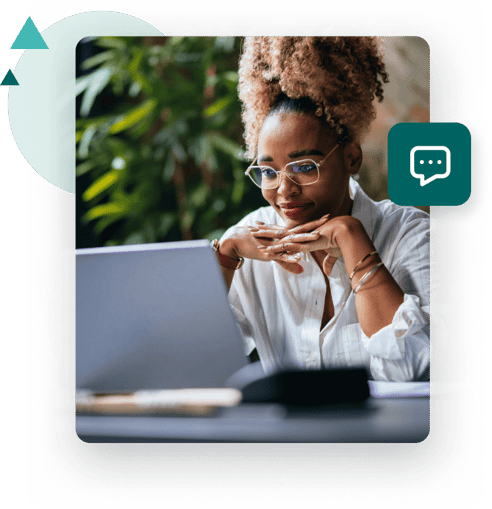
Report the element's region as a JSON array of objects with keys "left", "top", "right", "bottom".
[{"left": 213, "top": 37, "right": 429, "bottom": 381}]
